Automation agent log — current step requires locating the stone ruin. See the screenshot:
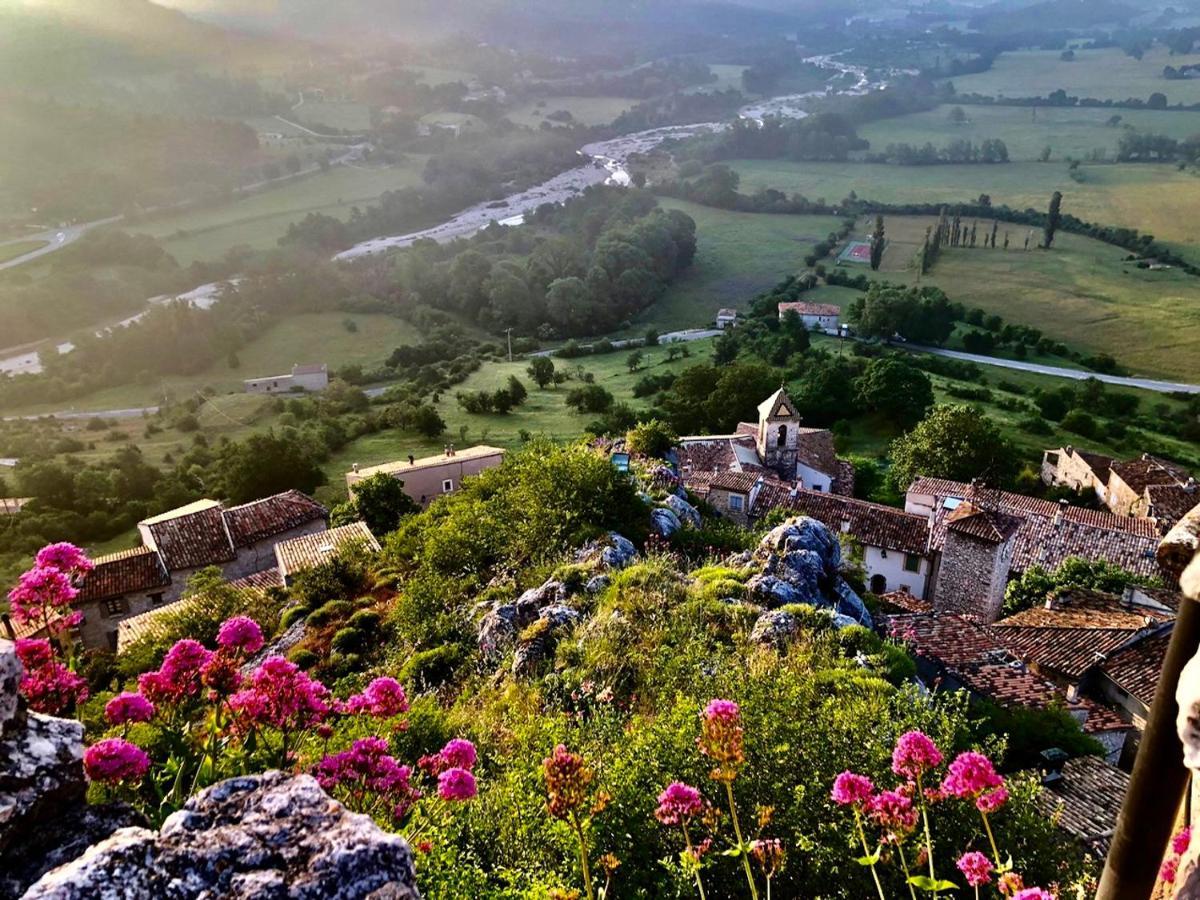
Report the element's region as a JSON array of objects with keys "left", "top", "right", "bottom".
[{"left": 0, "top": 639, "right": 422, "bottom": 899}]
